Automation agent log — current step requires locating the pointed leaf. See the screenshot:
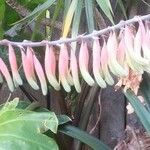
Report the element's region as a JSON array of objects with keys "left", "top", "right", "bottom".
[
  {"left": 124, "top": 90, "right": 150, "bottom": 134},
  {"left": 62, "top": 0, "right": 78, "bottom": 37},
  {"left": 117, "top": 0, "right": 127, "bottom": 19},
  {"left": 140, "top": 73, "right": 150, "bottom": 109},
  {"left": 96, "top": 0, "right": 114, "bottom": 24},
  {"left": 85, "top": 0, "right": 95, "bottom": 33},
  {"left": 59, "top": 125, "right": 111, "bottom": 150}
]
